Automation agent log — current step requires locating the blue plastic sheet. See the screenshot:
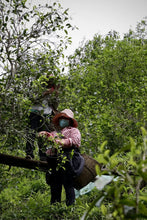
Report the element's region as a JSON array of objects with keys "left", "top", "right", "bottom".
[{"left": 75, "top": 175, "right": 119, "bottom": 198}]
